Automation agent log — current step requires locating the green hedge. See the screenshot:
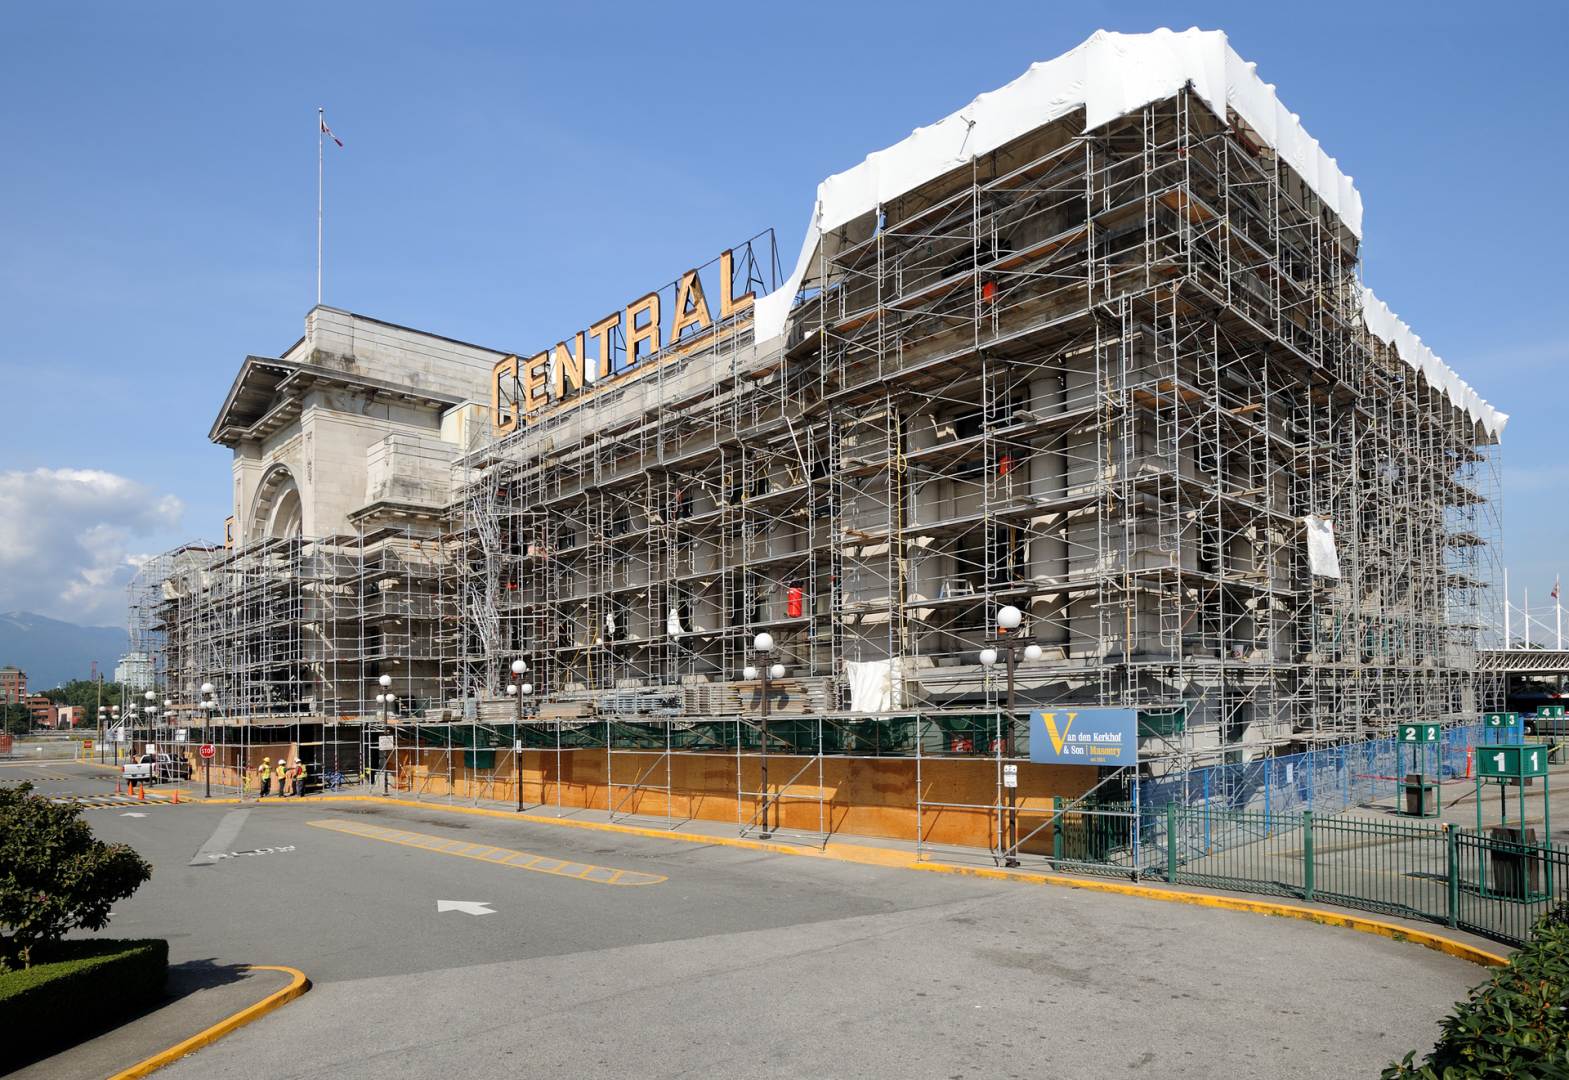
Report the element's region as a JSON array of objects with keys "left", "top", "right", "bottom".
[
  {"left": 1383, "top": 908, "right": 1569, "bottom": 1078},
  {"left": 0, "top": 938, "right": 168, "bottom": 1069}
]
